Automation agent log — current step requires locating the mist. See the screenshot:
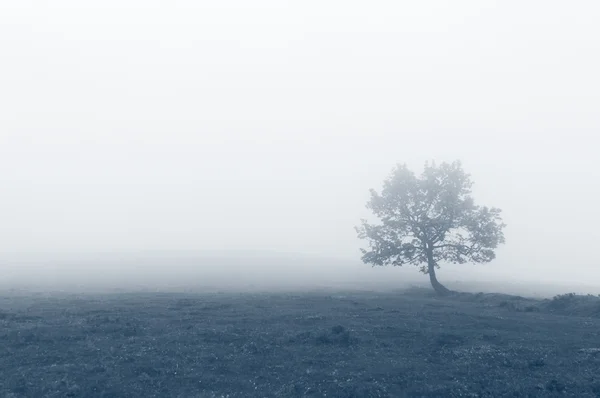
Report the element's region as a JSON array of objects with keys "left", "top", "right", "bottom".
[{"left": 1, "top": 1, "right": 600, "bottom": 296}]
